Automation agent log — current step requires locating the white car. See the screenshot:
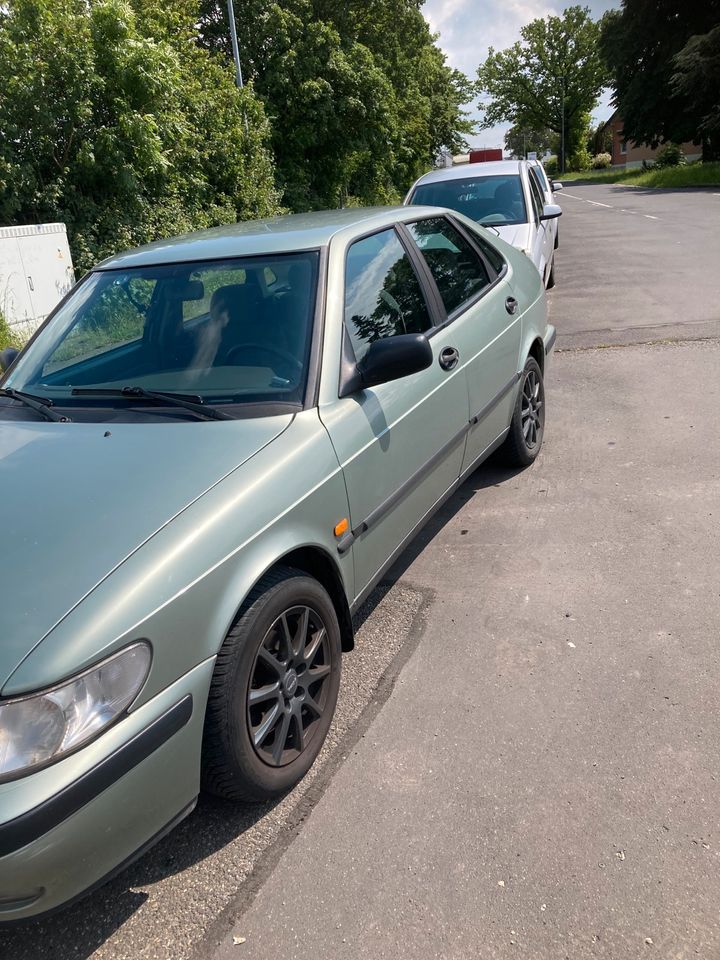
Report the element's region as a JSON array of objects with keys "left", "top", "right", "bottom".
[
  {"left": 528, "top": 159, "right": 564, "bottom": 255},
  {"left": 405, "top": 160, "right": 562, "bottom": 289}
]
